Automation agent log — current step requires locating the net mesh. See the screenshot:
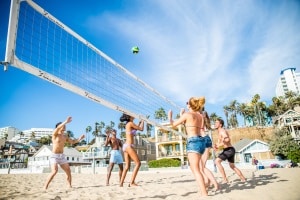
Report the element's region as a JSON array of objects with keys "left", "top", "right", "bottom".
[{"left": 12, "top": 1, "right": 181, "bottom": 125}]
